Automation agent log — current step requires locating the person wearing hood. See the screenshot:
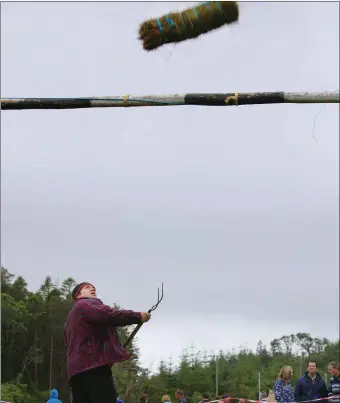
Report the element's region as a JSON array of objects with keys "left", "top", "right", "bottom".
[
  {"left": 162, "top": 395, "right": 171, "bottom": 403},
  {"left": 46, "top": 389, "right": 62, "bottom": 403},
  {"left": 64, "top": 282, "right": 151, "bottom": 403},
  {"left": 295, "top": 361, "right": 328, "bottom": 402}
]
